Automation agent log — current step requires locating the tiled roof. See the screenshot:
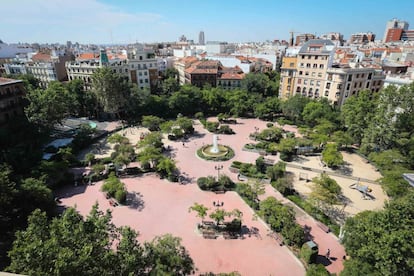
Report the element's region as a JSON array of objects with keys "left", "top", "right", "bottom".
[
  {"left": 219, "top": 72, "right": 245, "bottom": 80},
  {"left": 77, "top": 53, "right": 99, "bottom": 60},
  {"left": 31, "top": 52, "right": 52, "bottom": 62}
]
